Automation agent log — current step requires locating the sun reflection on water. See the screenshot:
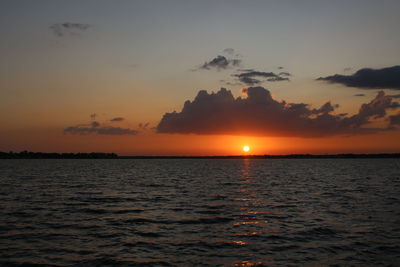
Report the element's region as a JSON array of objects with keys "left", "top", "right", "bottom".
[
  {"left": 234, "top": 260, "right": 266, "bottom": 266},
  {"left": 227, "top": 158, "right": 272, "bottom": 265}
]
